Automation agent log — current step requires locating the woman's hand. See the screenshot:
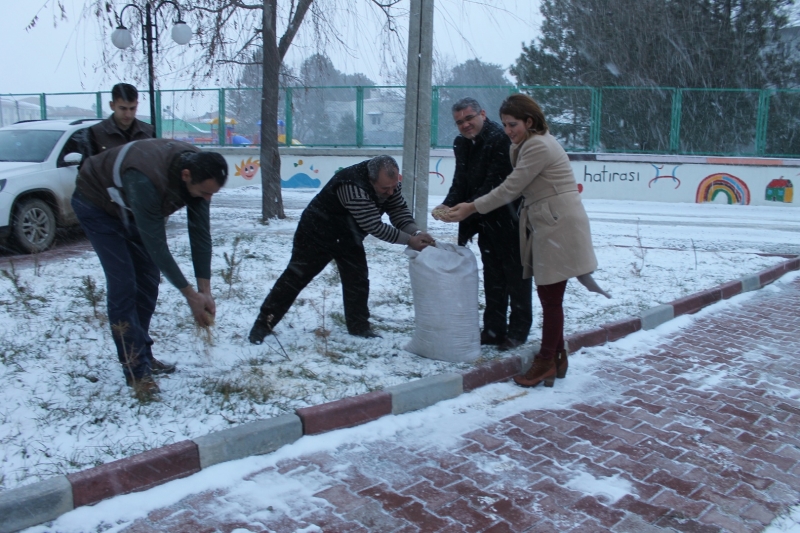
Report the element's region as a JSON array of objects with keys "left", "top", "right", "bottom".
[{"left": 444, "top": 202, "right": 477, "bottom": 222}]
